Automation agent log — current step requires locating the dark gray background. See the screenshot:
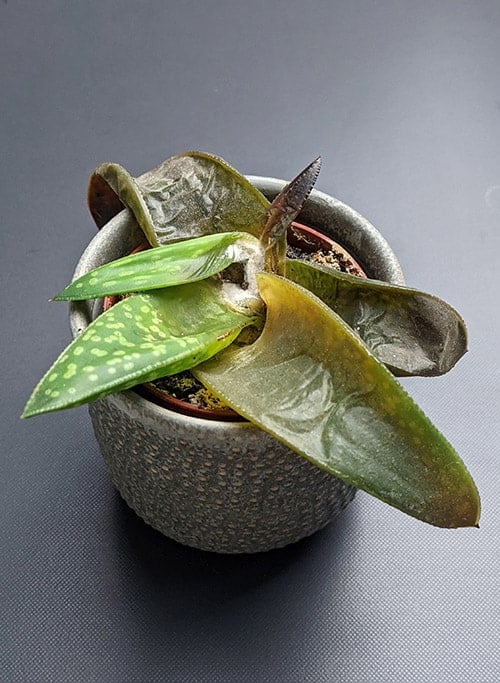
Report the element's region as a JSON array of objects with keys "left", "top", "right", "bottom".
[{"left": 1, "top": 1, "right": 499, "bottom": 681}]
